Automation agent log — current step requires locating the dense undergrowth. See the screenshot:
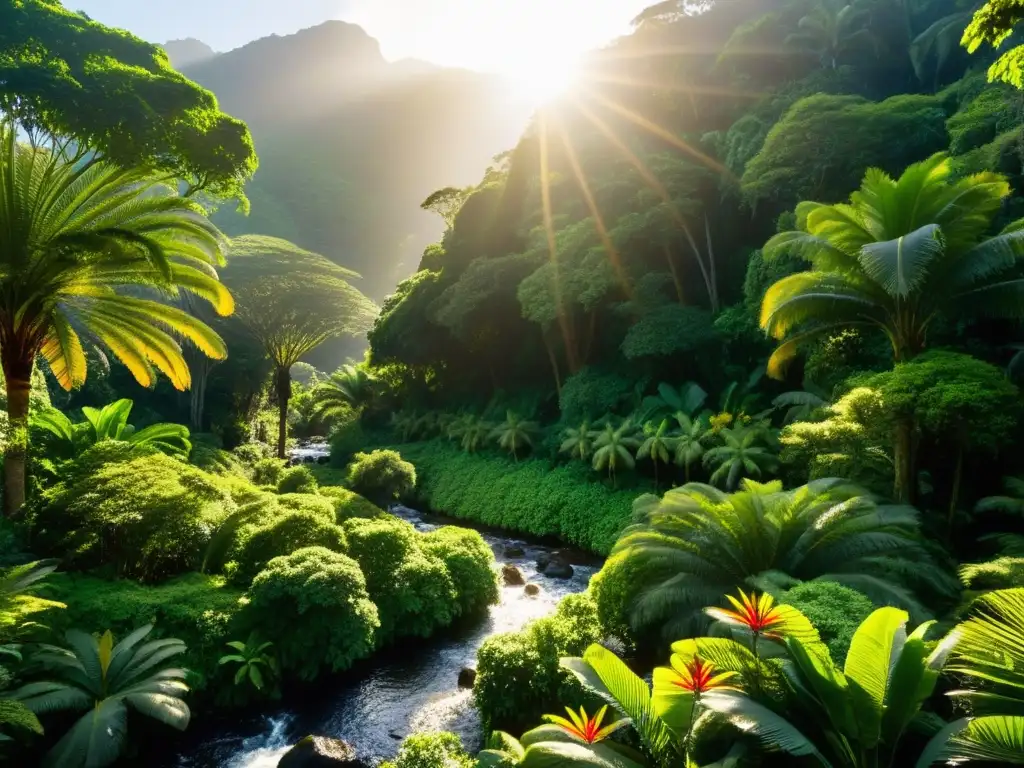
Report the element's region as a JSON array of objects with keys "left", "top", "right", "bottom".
[{"left": 397, "top": 440, "right": 642, "bottom": 555}]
